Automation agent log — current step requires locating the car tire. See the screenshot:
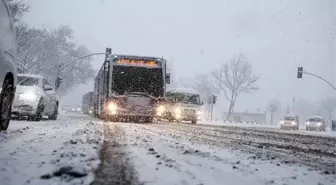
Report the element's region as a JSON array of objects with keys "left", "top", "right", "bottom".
[
  {"left": 48, "top": 103, "right": 58, "bottom": 120},
  {"left": 191, "top": 120, "right": 197, "bottom": 124},
  {"left": 0, "top": 78, "right": 14, "bottom": 131},
  {"left": 29, "top": 99, "right": 44, "bottom": 121},
  {"left": 144, "top": 117, "right": 153, "bottom": 123}
]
